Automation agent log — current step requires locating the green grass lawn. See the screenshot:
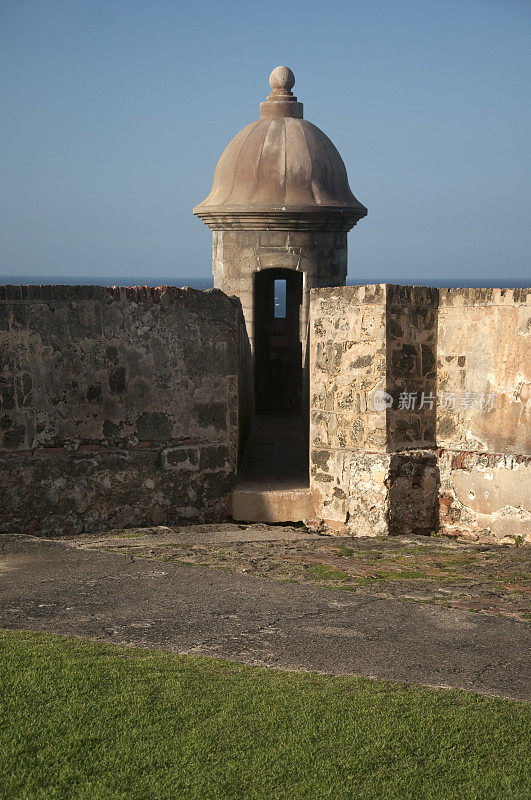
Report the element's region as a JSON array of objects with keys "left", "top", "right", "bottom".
[{"left": 0, "top": 630, "right": 529, "bottom": 800}]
